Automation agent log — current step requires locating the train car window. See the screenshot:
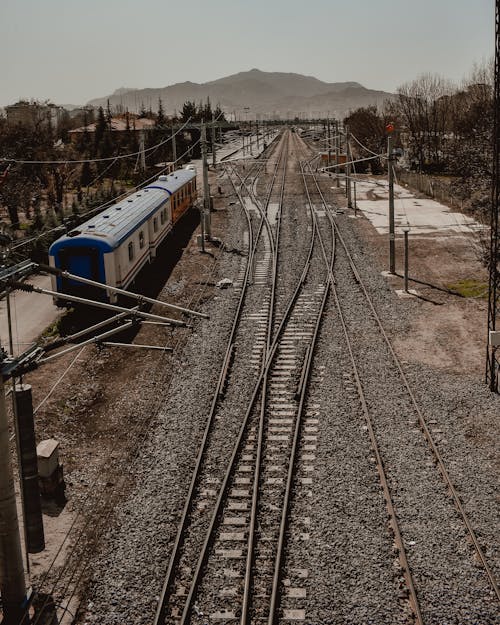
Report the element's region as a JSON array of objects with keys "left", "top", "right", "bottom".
[
  {"left": 153, "top": 217, "right": 158, "bottom": 232},
  {"left": 139, "top": 230, "right": 145, "bottom": 248},
  {"left": 128, "top": 242, "right": 134, "bottom": 261},
  {"left": 160, "top": 209, "right": 165, "bottom": 224}
]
